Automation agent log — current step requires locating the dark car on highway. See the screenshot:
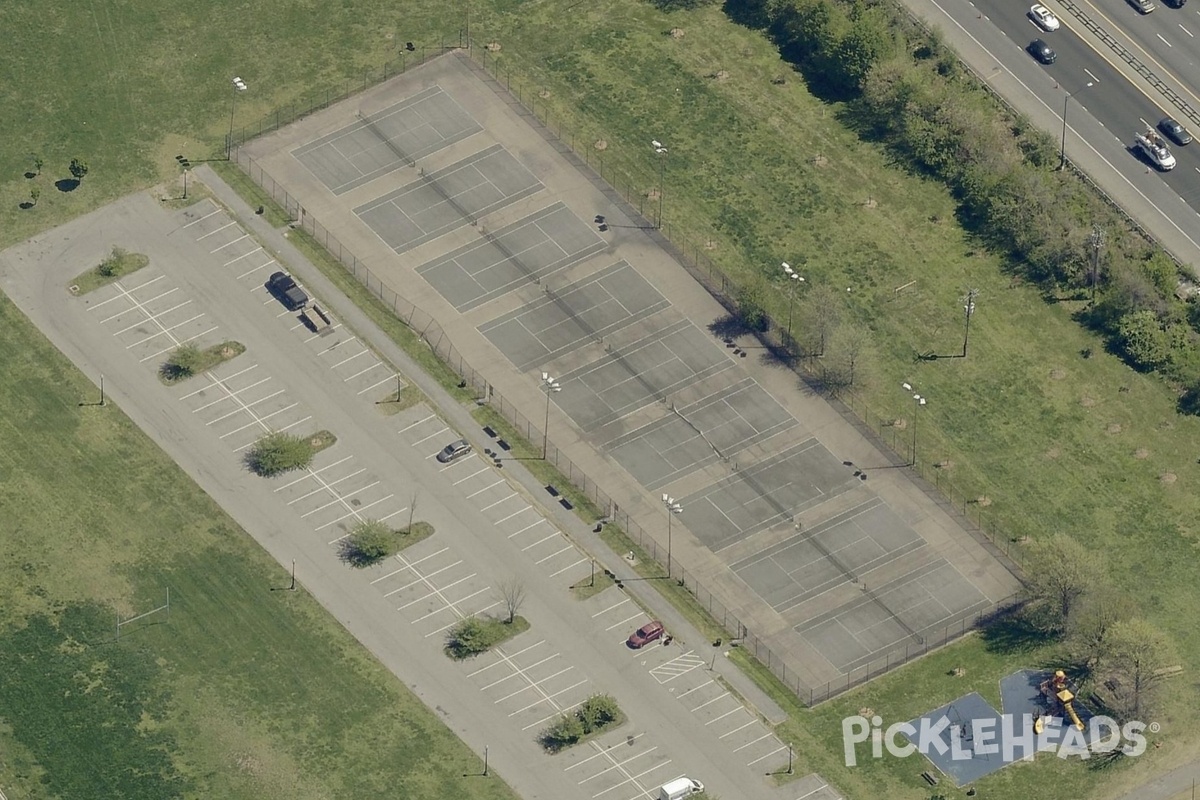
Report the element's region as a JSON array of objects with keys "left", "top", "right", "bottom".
[
  {"left": 1159, "top": 117, "right": 1193, "bottom": 146},
  {"left": 1028, "top": 39, "right": 1057, "bottom": 65},
  {"left": 627, "top": 620, "right": 666, "bottom": 648}
]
